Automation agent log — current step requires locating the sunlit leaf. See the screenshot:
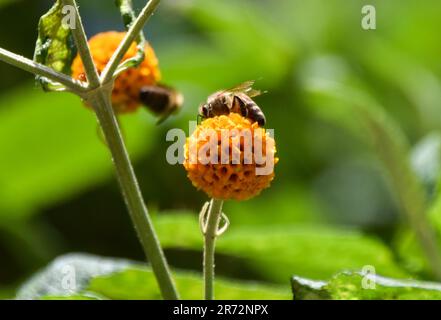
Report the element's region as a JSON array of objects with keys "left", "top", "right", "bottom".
[
  {"left": 42, "top": 294, "right": 100, "bottom": 300},
  {"left": 33, "top": 0, "right": 75, "bottom": 90},
  {"left": 292, "top": 271, "right": 441, "bottom": 300}
]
